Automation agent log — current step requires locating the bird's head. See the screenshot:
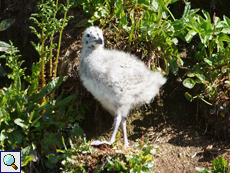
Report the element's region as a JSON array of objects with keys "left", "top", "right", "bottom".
[{"left": 82, "top": 26, "right": 104, "bottom": 50}]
